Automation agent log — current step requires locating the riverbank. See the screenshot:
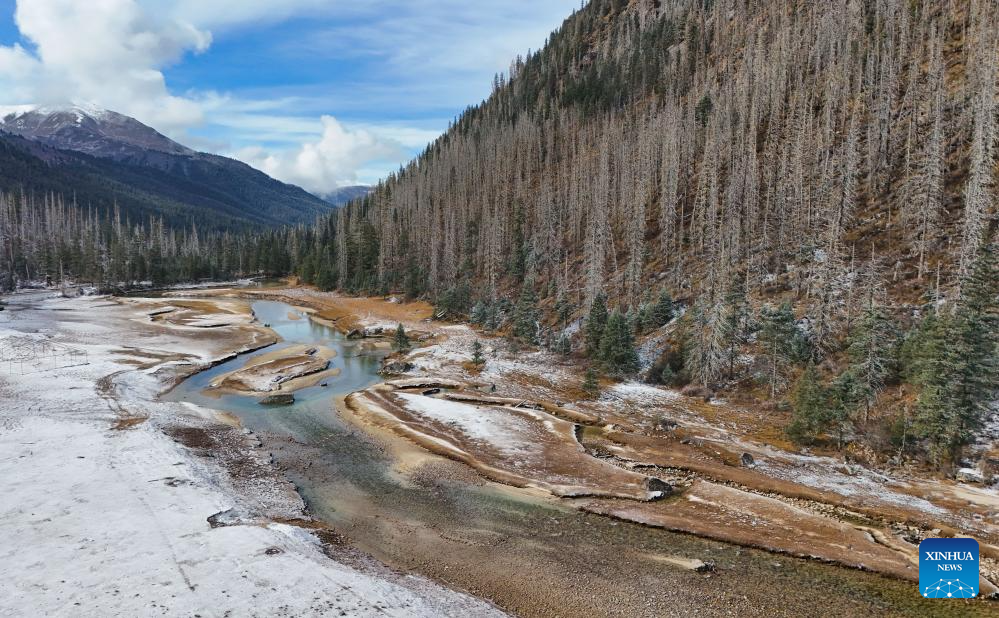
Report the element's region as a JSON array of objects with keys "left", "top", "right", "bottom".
[
  {"left": 5, "top": 286, "right": 997, "bottom": 616},
  {"left": 172, "top": 284, "right": 999, "bottom": 615},
  {"left": 0, "top": 291, "right": 503, "bottom": 617}
]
